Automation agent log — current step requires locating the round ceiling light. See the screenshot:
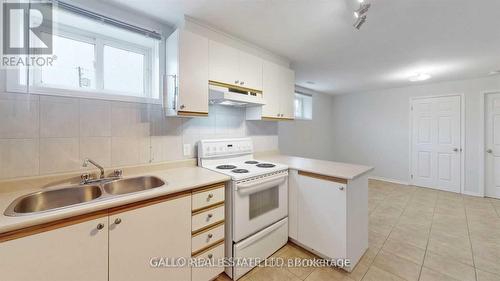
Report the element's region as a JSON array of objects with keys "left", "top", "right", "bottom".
[{"left": 409, "top": 73, "right": 431, "bottom": 82}]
